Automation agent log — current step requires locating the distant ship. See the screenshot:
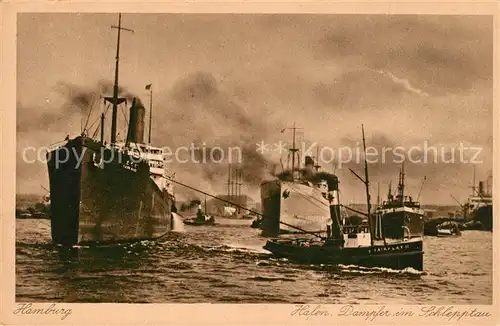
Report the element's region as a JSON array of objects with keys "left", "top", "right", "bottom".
[
  {"left": 261, "top": 125, "right": 340, "bottom": 237},
  {"left": 47, "top": 14, "right": 176, "bottom": 246},
  {"left": 373, "top": 164, "right": 425, "bottom": 240},
  {"left": 463, "top": 168, "right": 493, "bottom": 231}
]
